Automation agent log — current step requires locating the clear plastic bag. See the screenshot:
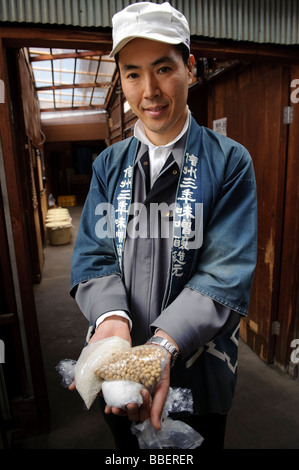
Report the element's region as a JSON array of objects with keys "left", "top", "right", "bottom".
[
  {"left": 164, "top": 387, "right": 194, "bottom": 415},
  {"left": 131, "top": 387, "right": 204, "bottom": 449},
  {"left": 131, "top": 417, "right": 204, "bottom": 449},
  {"left": 56, "top": 336, "right": 131, "bottom": 409},
  {"left": 95, "top": 344, "right": 168, "bottom": 394},
  {"left": 56, "top": 340, "right": 168, "bottom": 410},
  {"left": 56, "top": 351, "right": 203, "bottom": 448},
  {"left": 55, "top": 358, "right": 76, "bottom": 388}
]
